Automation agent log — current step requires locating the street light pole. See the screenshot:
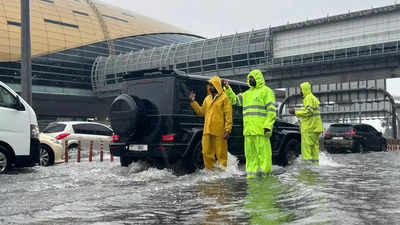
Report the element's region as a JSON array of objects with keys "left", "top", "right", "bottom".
[{"left": 21, "top": 0, "right": 32, "bottom": 105}]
